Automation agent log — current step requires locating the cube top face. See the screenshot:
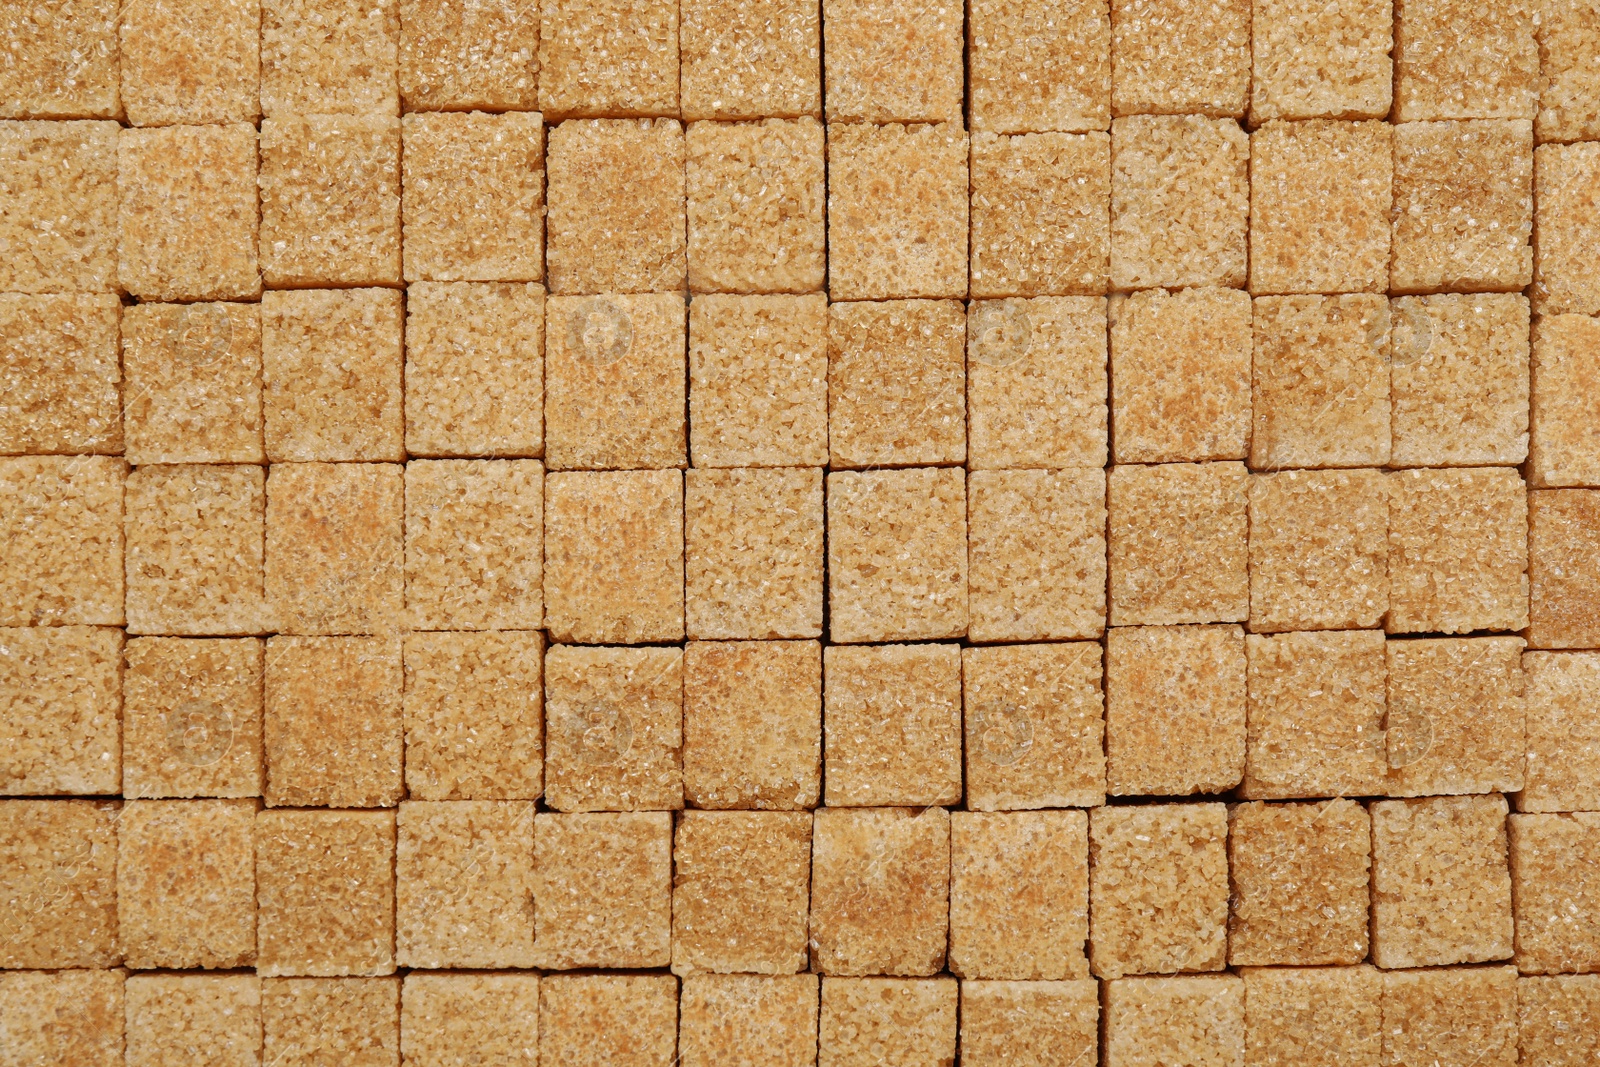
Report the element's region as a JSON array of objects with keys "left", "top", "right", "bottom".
[
  {"left": 1529, "top": 490, "right": 1600, "bottom": 650},
  {"left": 1379, "top": 966, "right": 1519, "bottom": 1067},
  {"left": 1238, "top": 965, "right": 1381, "bottom": 1067},
  {"left": 819, "top": 976, "right": 959, "bottom": 1067},
  {"left": 680, "top": 0, "right": 821, "bottom": 120},
  {"left": 1109, "top": 0, "right": 1250, "bottom": 118},
  {"left": 119, "top": 0, "right": 260, "bottom": 125},
  {"left": 1537, "top": 1, "right": 1600, "bottom": 144},
  {"left": 1101, "top": 973, "right": 1245, "bottom": 1067},
  {"left": 532, "top": 811, "right": 673, "bottom": 970},
  {"left": 1107, "top": 461, "right": 1249, "bottom": 627},
  {"left": 538, "top": 973, "right": 679, "bottom": 1067},
  {"left": 260, "top": 0, "right": 400, "bottom": 116},
  {"left": 0, "top": 293, "right": 122, "bottom": 457},
  {"left": 672, "top": 810, "right": 812, "bottom": 975},
  {"left": 122, "top": 301, "right": 264, "bottom": 466},
  {"left": 1509, "top": 811, "right": 1600, "bottom": 975},
  {"left": 0, "top": 0, "right": 120, "bottom": 120},
  {"left": 821, "top": 0, "right": 963, "bottom": 124},
  {"left": 1249, "top": 0, "right": 1392, "bottom": 124},
  {"left": 0, "top": 624, "right": 122, "bottom": 796},
  {"left": 538, "top": 0, "right": 679, "bottom": 119},
  {"left": 123, "top": 637, "right": 264, "bottom": 800},
  {"left": 1521, "top": 651, "right": 1600, "bottom": 813},
  {"left": 0, "top": 798, "right": 120, "bottom": 968},
  {"left": 1530, "top": 313, "right": 1600, "bottom": 488},
  {"left": 0, "top": 120, "right": 120, "bottom": 295},
  {"left": 1393, "top": 0, "right": 1538, "bottom": 122},
  {"left": 1383, "top": 636, "right": 1526, "bottom": 798},
  {"left": 1533, "top": 143, "right": 1600, "bottom": 318},
  {"left": 1247, "top": 468, "right": 1389, "bottom": 634},
  {"left": 398, "top": 0, "right": 539, "bottom": 113},
  {"left": 823, "top": 643, "right": 962, "bottom": 808},
  {"left": 967, "top": 0, "right": 1111, "bottom": 134},
  {"left": 0, "top": 969, "right": 126, "bottom": 1067}
]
